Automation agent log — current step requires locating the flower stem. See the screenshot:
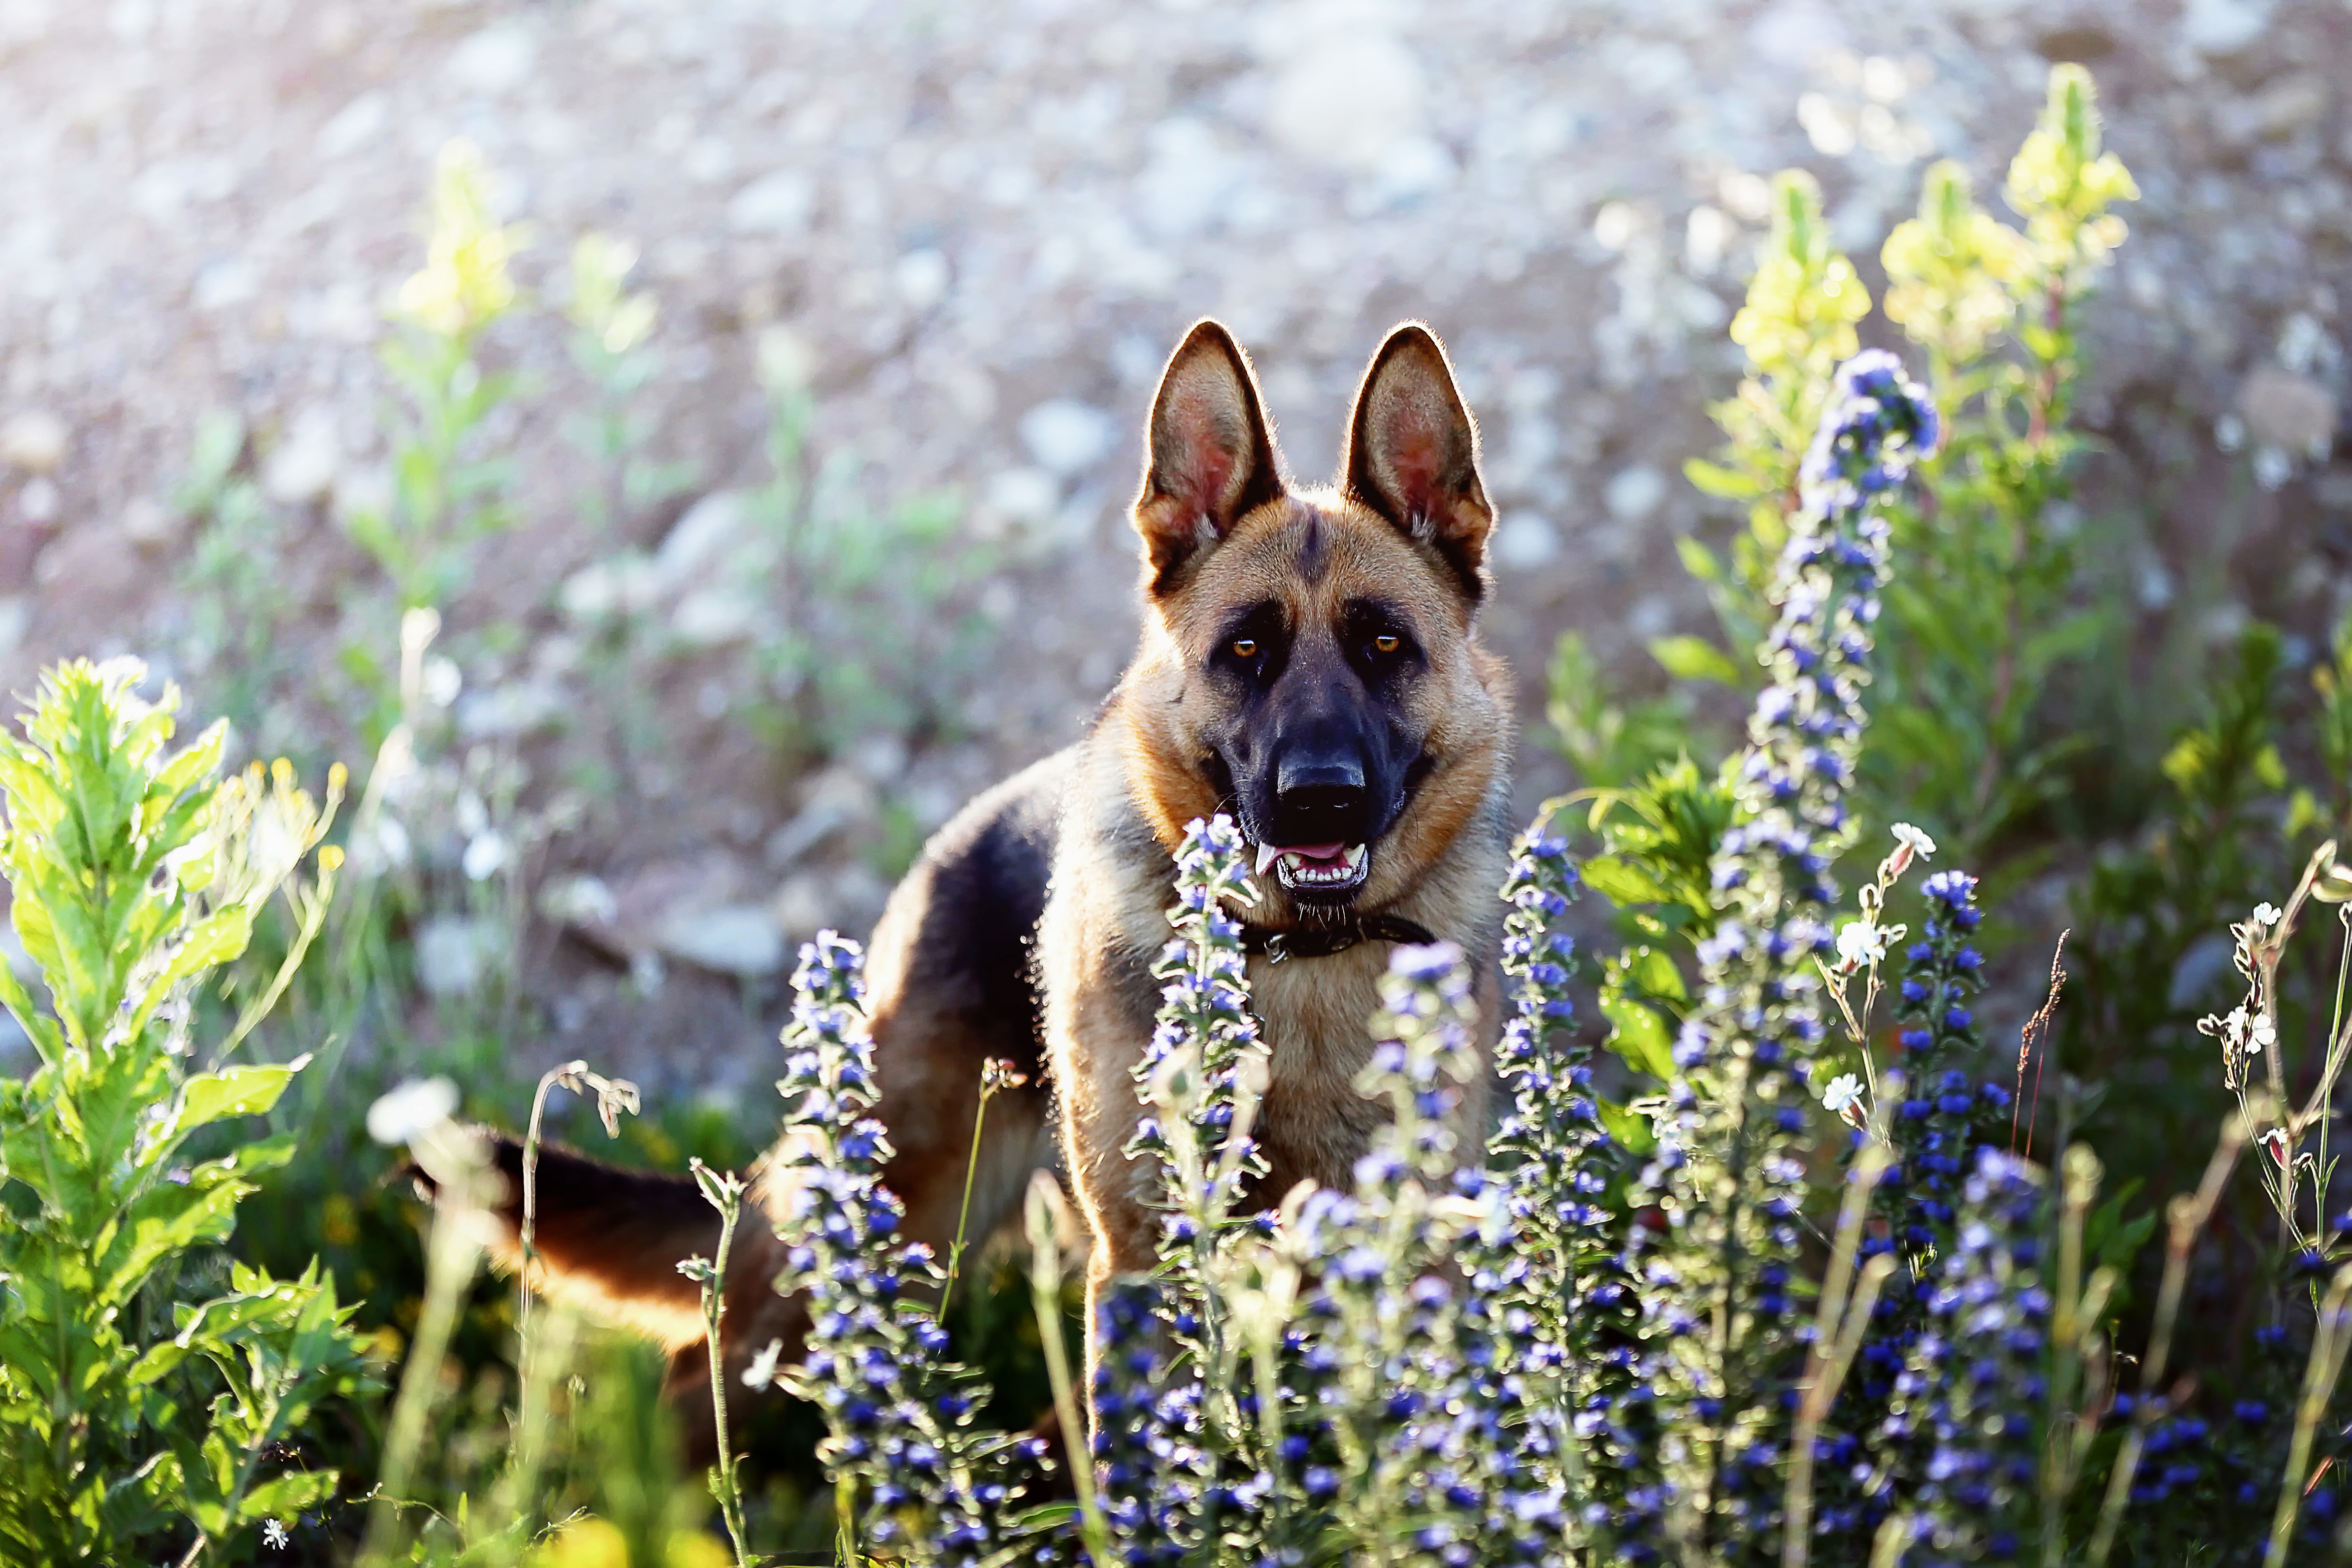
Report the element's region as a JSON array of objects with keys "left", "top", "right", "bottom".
[
  {"left": 687, "top": 1162, "right": 756, "bottom": 1568},
  {"left": 935, "top": 1072, "right": 994, "bottom": 1329}
]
